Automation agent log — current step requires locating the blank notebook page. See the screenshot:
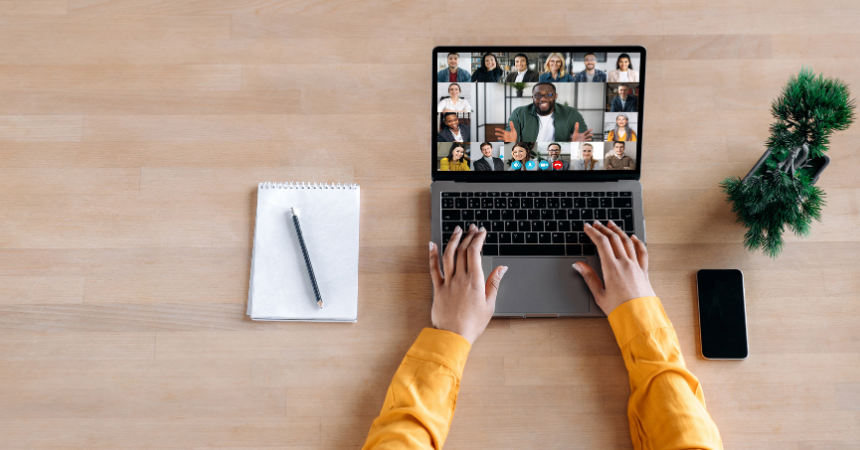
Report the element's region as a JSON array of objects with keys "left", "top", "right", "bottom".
[{"left": 247, "top": 182, "right": 360, "bottom": 321}]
